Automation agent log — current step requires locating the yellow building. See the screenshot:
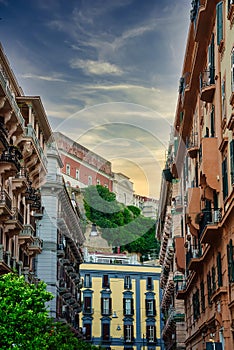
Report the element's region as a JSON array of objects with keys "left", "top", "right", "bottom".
[{"left": 80, "top": 261, "right": 164, "bottom": 350}]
